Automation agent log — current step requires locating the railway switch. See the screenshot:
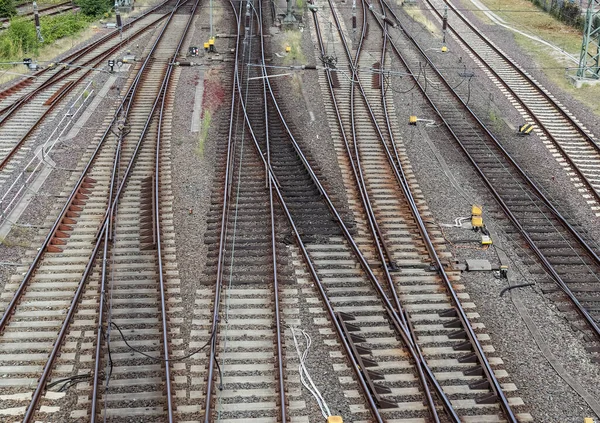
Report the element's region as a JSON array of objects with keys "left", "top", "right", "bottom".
[
  {"left": 327, "top": 417, "right": 343, "bottom": 423},
  {"left": 471, "top": 205, "right": 483, "bottom": 229},
  {"left": 518, "top": 123, "right": 534, "bottom": 136}
]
